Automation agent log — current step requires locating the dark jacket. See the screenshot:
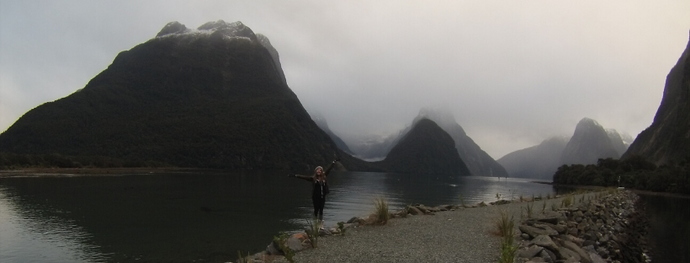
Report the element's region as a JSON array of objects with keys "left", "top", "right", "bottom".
[{"left": 293, "top": 161, "right": 336, "bottom": 199}]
